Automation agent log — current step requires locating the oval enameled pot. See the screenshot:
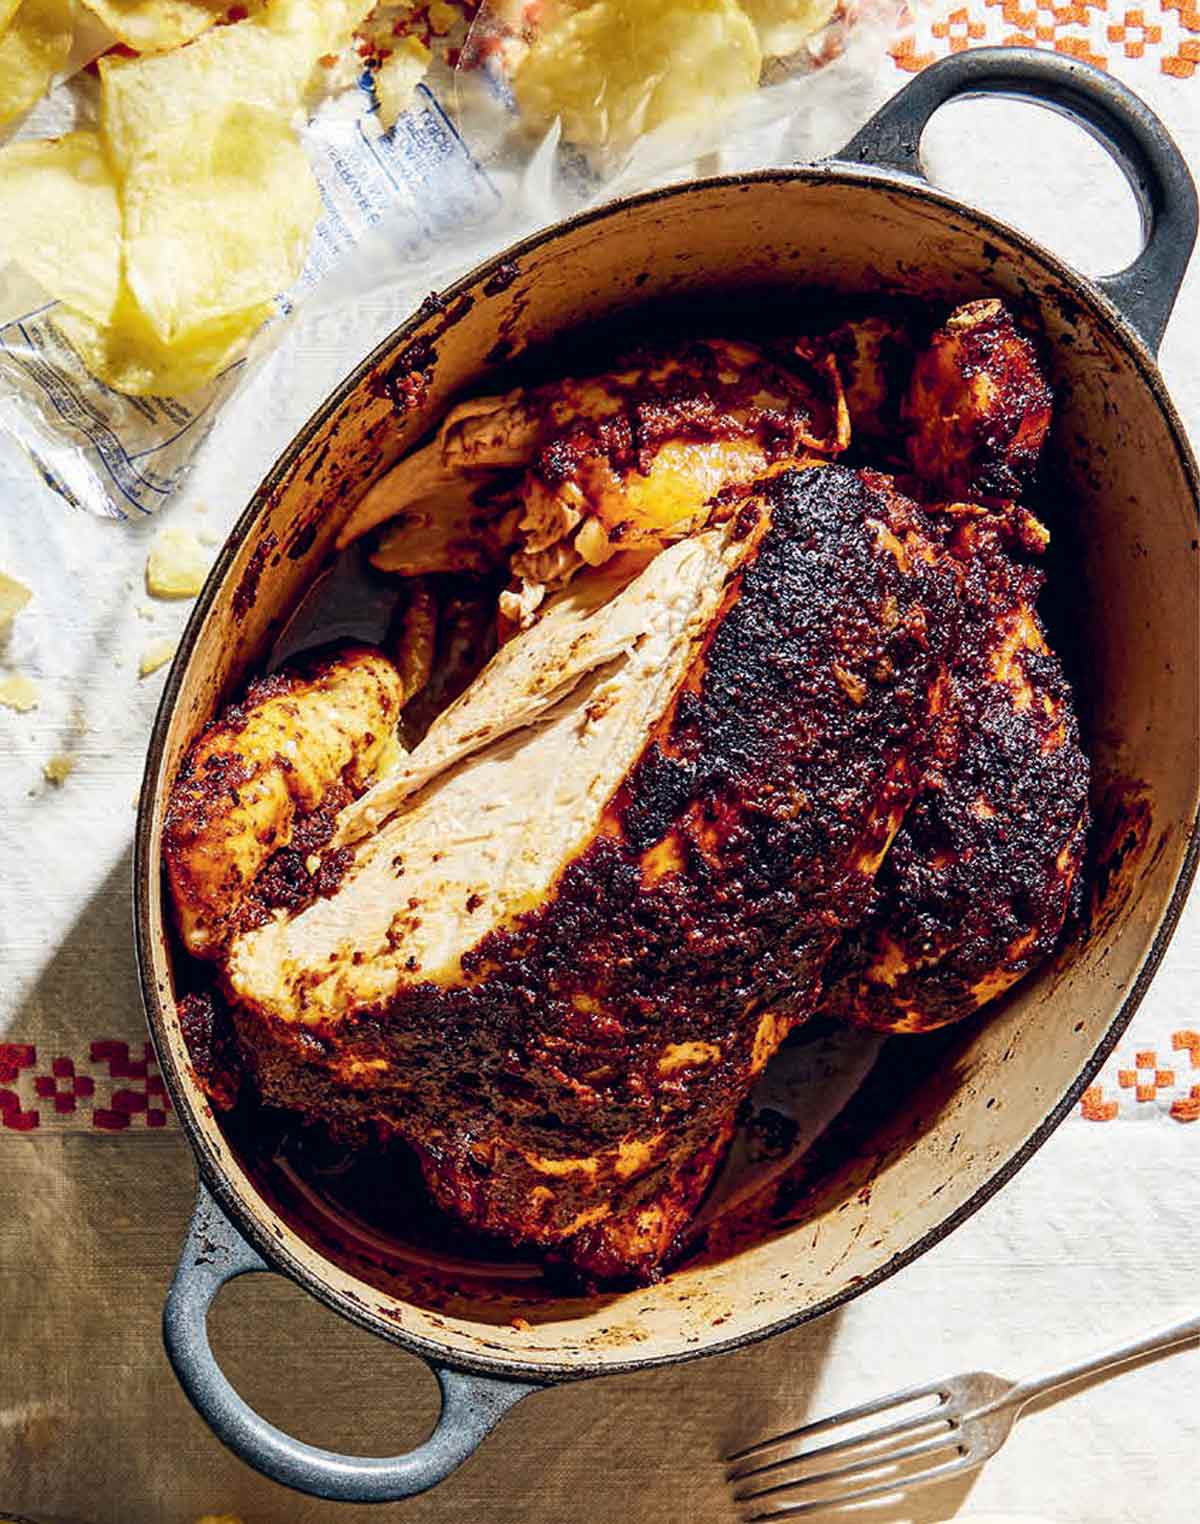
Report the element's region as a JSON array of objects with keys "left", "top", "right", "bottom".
[{"left": 134, "top": 49, "right": 1199, "bottom": 1500}]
